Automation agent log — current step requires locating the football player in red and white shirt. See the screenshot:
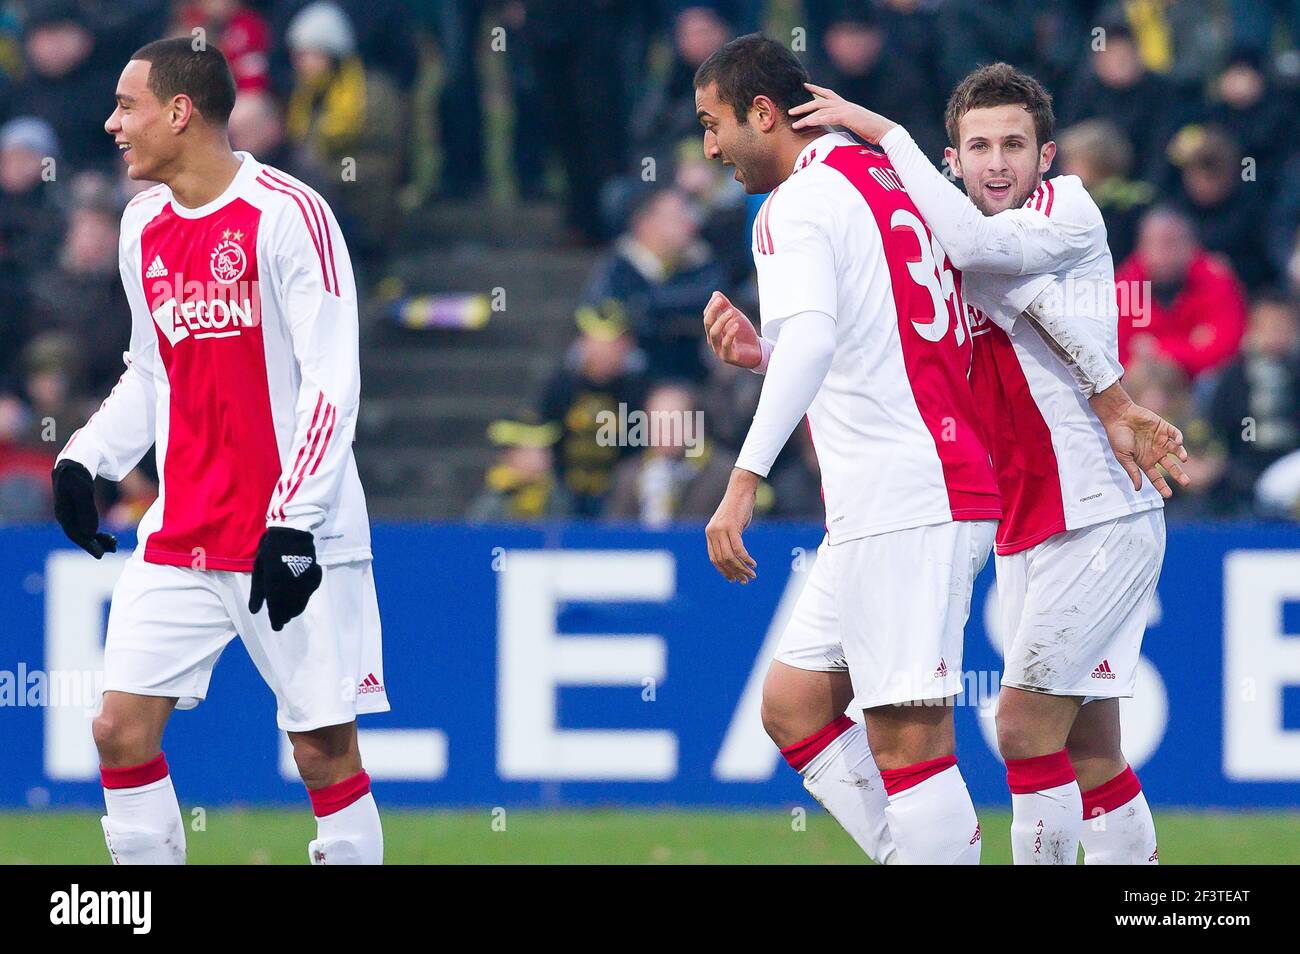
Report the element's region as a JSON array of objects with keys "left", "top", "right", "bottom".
[
  {"left": 51, "top": 39, "right": 386, "bottom": 864},
  {"left": 785, "top": 66, "right": 1189, "bottom": 864},
  {"left": 698, "top": 35, "right": 1002, "bottom": 864}
]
